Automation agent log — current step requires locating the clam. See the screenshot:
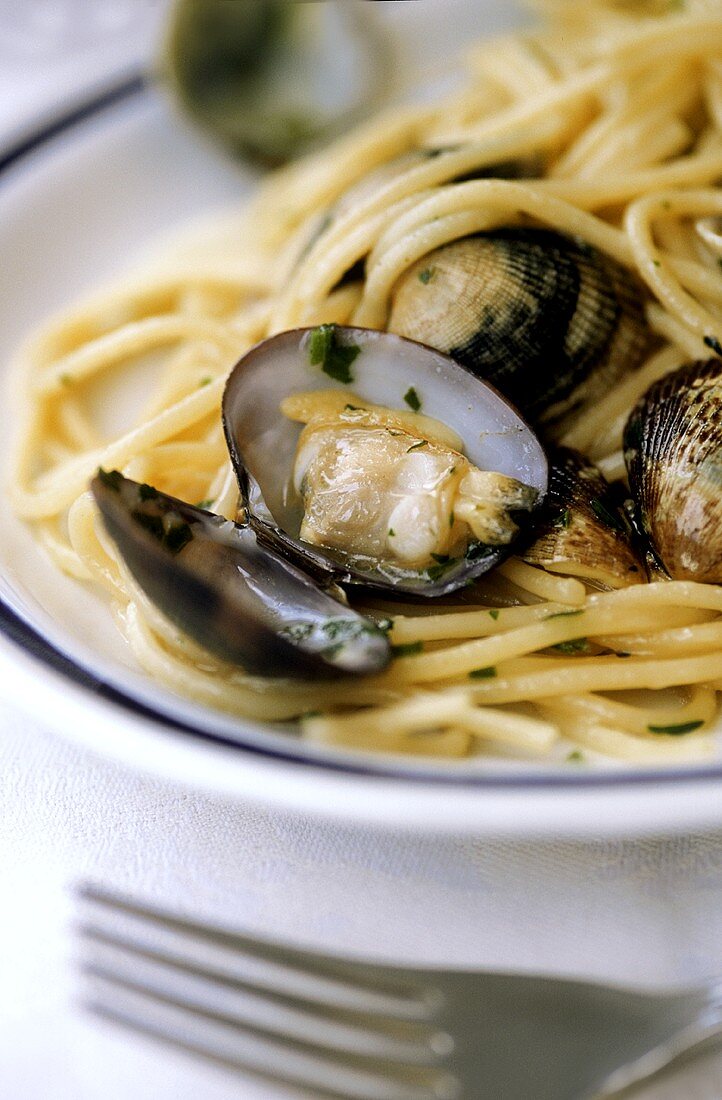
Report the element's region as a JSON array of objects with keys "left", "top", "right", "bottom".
[
  {"left": 387, "top": 229, "right": 652, "bottom": 436},
  {"left": 163, "top": 0, "right": 388, "bottom": 166},
  {"left": 522, "top": 447, "right": 642, "bottom": 589},
  {"left": 624, "top": 357, "right": 722, "bottom": 583},
  {"left": 90, "top": 327, "right": 548, "bottom": 679},
  {"left": 223, "top": 326, "right": 548, "bottom": 597},
  {"left": 91, "top": 469, "right": 391, "bottom": 678}
]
